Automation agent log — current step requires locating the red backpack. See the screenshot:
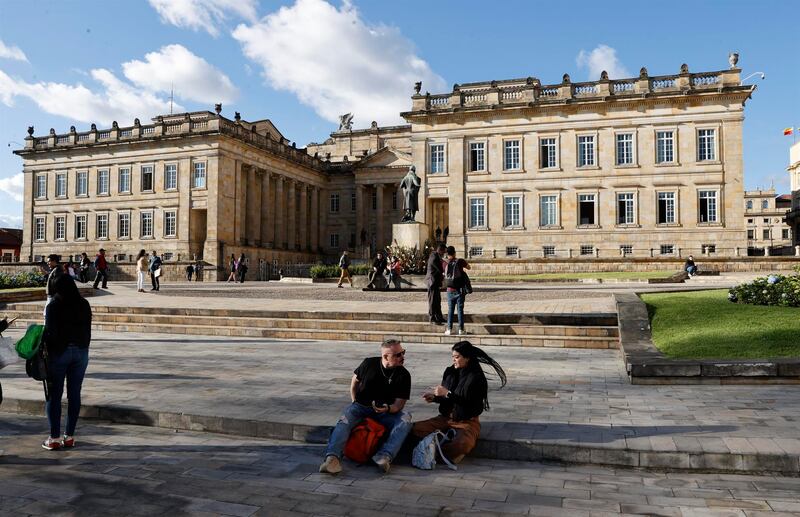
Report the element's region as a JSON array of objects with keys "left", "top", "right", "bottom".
[{"left": 343, "top": 418, "right": 386, "bottom": 464}]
